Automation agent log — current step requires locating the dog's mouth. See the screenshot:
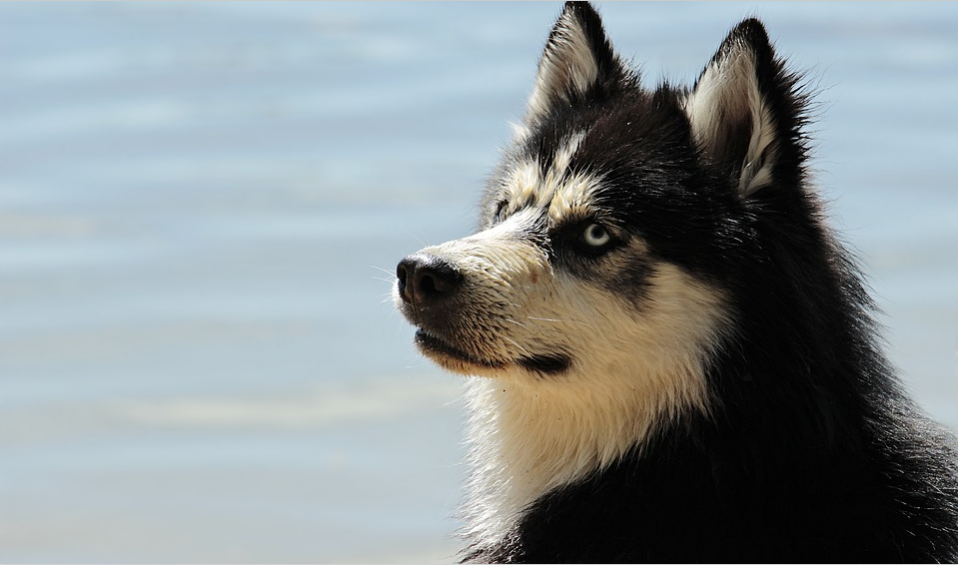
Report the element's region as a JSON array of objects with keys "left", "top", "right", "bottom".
[
  {"left": 415, "top": 329, "right": 505, "bottom": 370},
  {"left": 414, "top": 329, "right": 571, "bottom": 375}
]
